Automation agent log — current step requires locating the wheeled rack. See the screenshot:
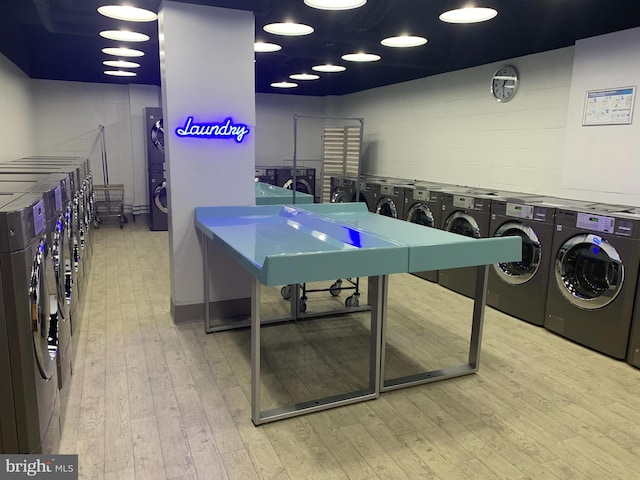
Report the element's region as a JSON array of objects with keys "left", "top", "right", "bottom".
[{"left": 93, "top": 184, "right": 126, "bottom": 228}]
